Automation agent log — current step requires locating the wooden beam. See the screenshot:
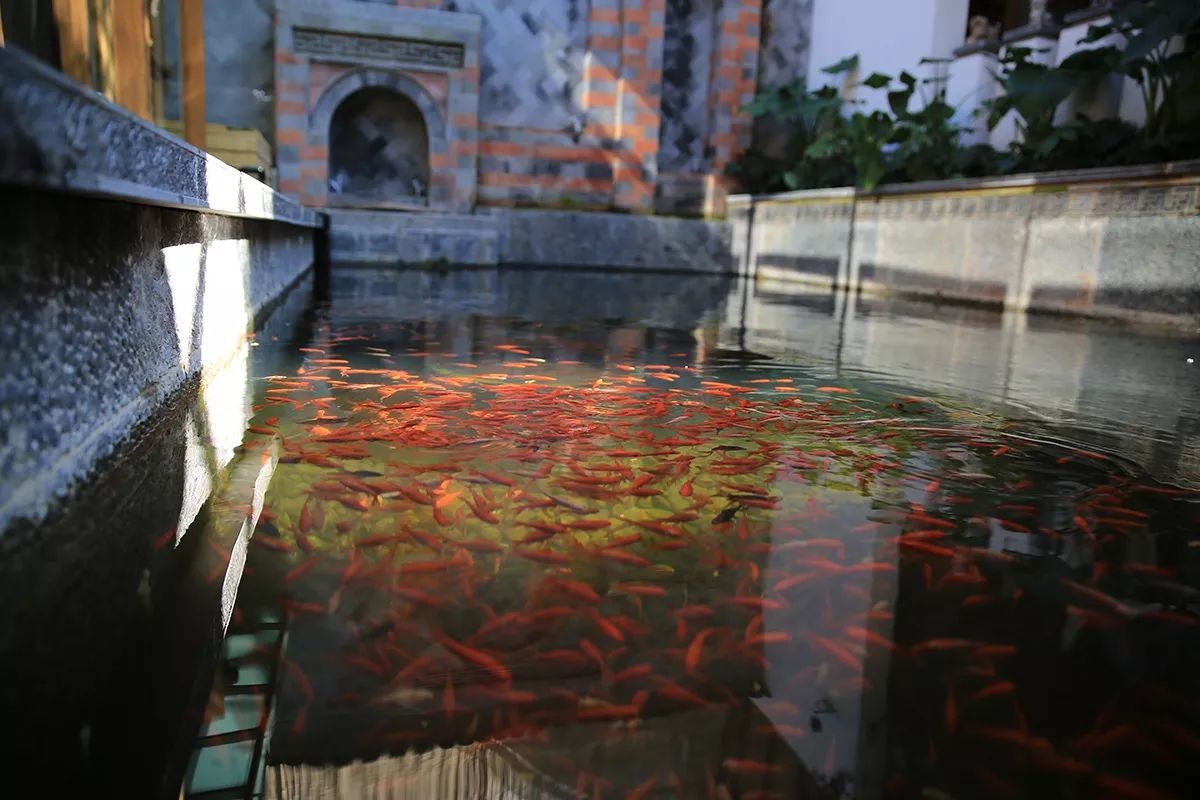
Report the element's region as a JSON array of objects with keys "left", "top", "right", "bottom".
[
  {"left": 52, "top": 0, "right": 93, "bottom": 85},
  {"left": 149, "top": 0, "right": 167, "bottom": 122},
  {"left": 180, "top": 0, "right": 205, "bottom": 149},
  {"left": 92, "top": 0, "right": 116, "bottom": 100},
  {"left": 110, "top": 0, "right": 151, "bottom": 118}
]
